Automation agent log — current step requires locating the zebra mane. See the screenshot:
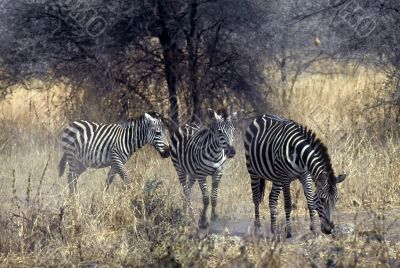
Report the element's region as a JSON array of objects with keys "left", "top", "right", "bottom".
[
  {"left": 146, "top": 111, "right": 162, "bottom": 119},
  {"left": 118, "top": 111, "right": 163, "bottom": 128},
  {"left": 264, "top": 113, "right": 290, "bottom": 123},
  {"left": 302, "top": 126, "right": 335, "bottom": 182},
  {"left": 118, "top": 114, "right": 146, "bottom": 128},
  {"left": 181, "top": 122, "right": 202, "bottom": 137}
]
